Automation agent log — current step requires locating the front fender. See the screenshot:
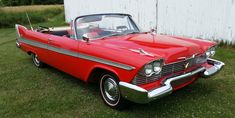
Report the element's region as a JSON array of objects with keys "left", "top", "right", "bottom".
[{"left": 85, "top": 64, "right": 138, "bottom": 83}]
